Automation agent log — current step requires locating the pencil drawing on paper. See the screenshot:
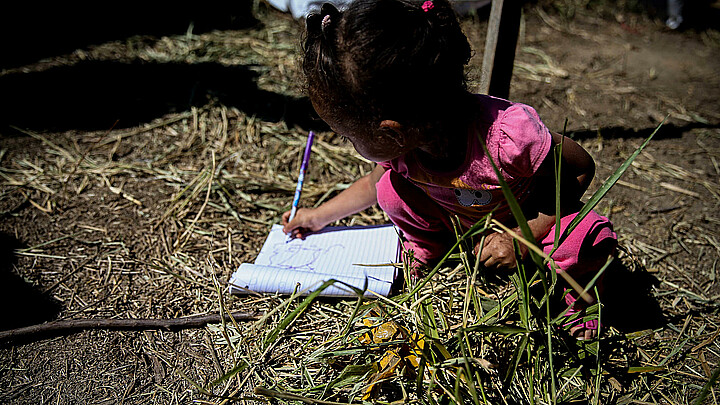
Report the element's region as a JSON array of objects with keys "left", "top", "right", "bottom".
[
  {"left": 229, "top": 224, "right": 399, "bottom": 297},
  {"left": 267, "top": 242, "right": 344, "bottom": 271}
]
